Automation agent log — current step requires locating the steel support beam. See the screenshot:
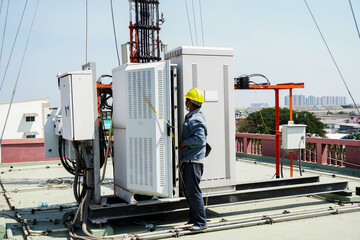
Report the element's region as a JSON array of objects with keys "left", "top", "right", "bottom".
[
  {"left": 89, "top": 176, "right": 348, "bottom": 223},
  {"left": 235, "top": 175, "right": 319, "bottom": 190}
]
